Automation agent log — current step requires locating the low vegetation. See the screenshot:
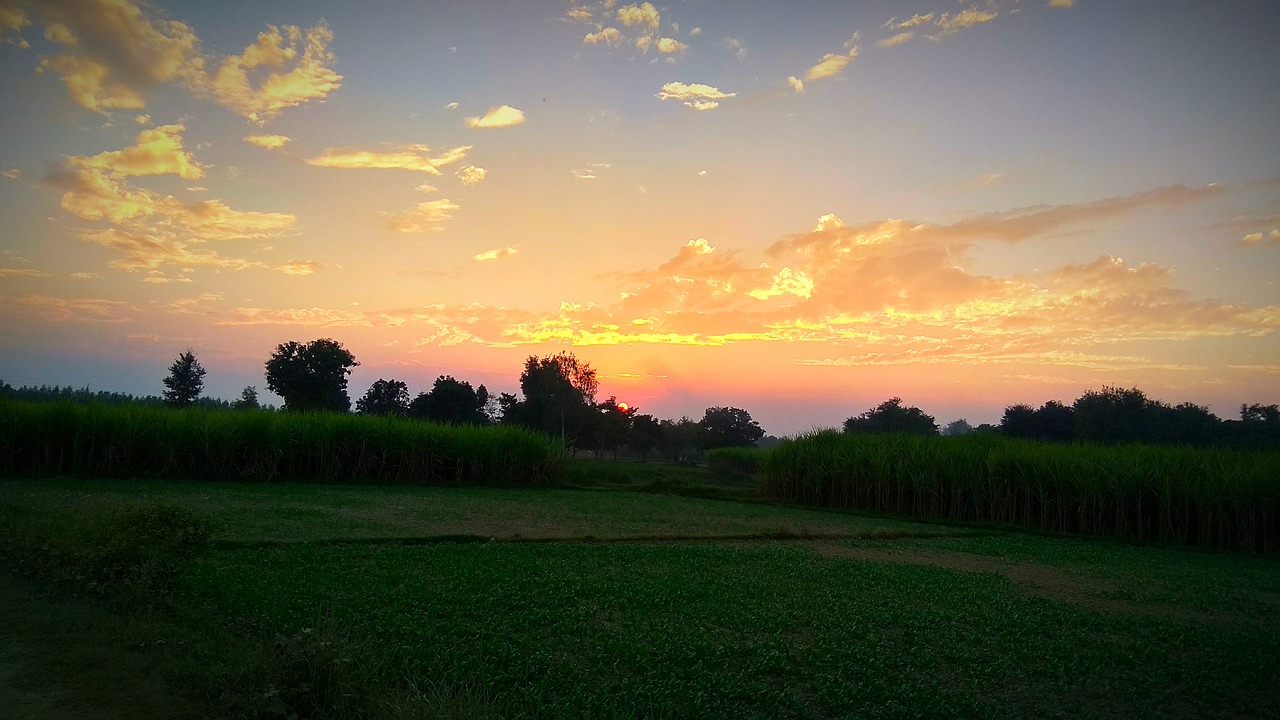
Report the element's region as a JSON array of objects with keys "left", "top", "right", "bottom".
[
  {"left": 2, "top": 478, "right": 1277, "bottom": 719},
  {"left": 762, "top": 431, "right": 1280, "bottom": 553}
]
